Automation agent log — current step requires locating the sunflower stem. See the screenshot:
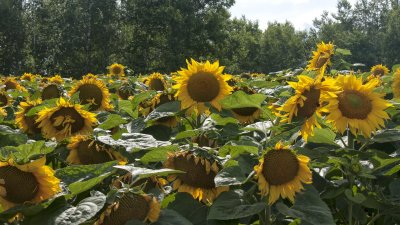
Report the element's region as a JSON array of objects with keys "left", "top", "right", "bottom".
[{"left": 347, "top": 130, "right": 355, "bottom": 149}]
